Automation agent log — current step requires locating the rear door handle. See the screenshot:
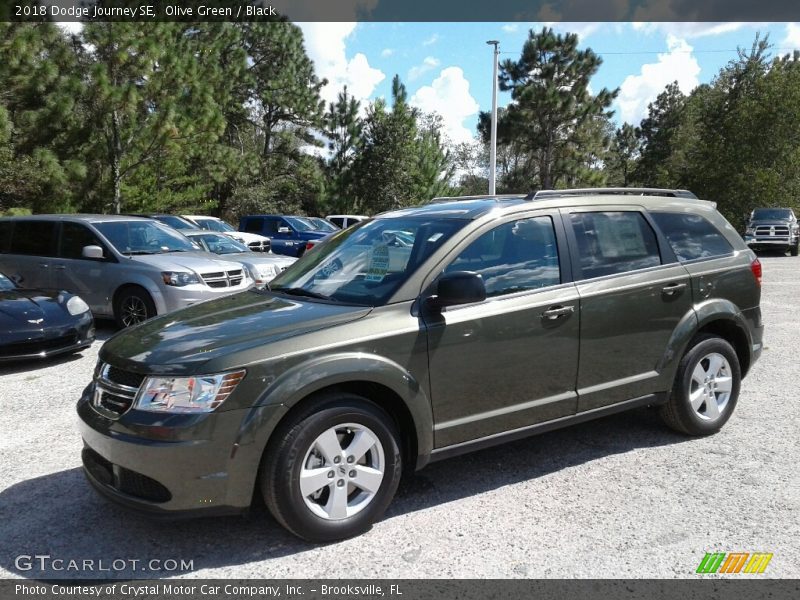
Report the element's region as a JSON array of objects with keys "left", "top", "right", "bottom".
[
  {"left": 662, "top": 282, "right": 687, "bottom": 296},
  {"left": 38, "top": 263, "right": 49, "bottom": 268},
  {"left": 541, "top": 305, "right": 575, "bottom": 320},
  {"left": 54, "top": 265, "right": 66, "bottom": 271}
]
